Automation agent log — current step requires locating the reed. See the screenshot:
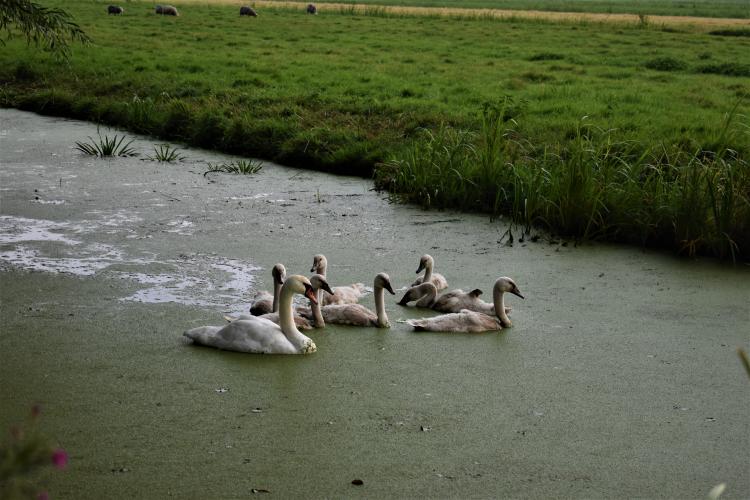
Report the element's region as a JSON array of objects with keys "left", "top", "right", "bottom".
[{"left": 375, "top": 103, "right": 750, "bottom": 259}]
